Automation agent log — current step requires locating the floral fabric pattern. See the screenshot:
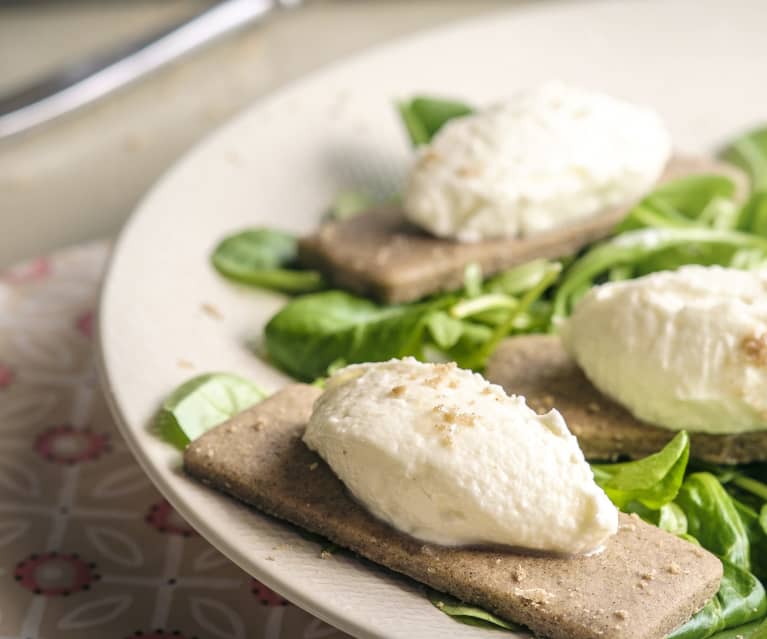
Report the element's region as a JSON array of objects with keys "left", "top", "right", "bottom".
[{"left": 0, "top": 243, "right": 348, "bottom": 639}]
